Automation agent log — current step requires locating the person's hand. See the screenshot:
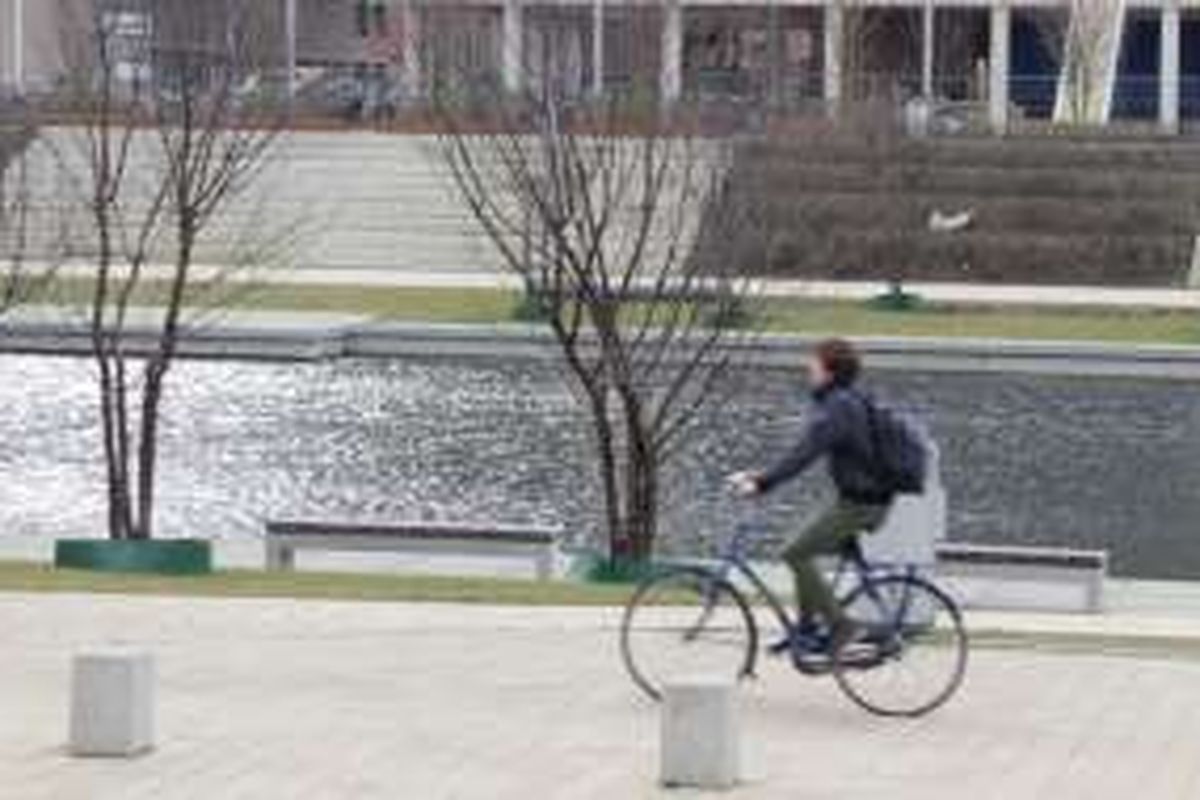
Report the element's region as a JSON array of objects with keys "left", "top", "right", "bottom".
[{"left": 726, "top": 470, "right": 762, "bottom": 498}]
